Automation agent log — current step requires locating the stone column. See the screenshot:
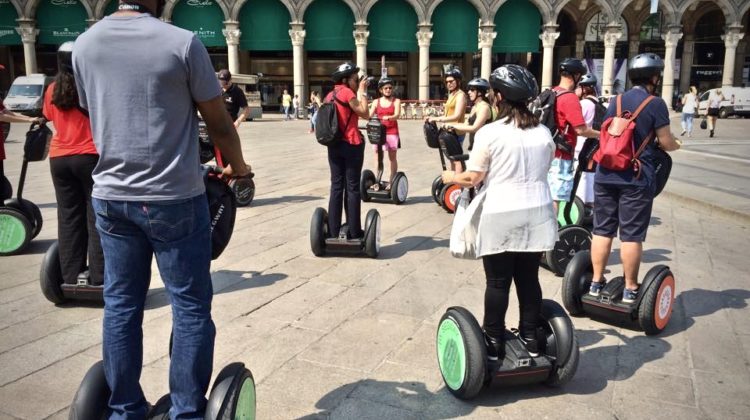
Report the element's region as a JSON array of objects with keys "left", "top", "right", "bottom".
[
  {"left": 539, "top": 26, "right": 560, "bottom": 90},
  {"left": 223, "top": 21, "right": 241, "bottom": 75},
  {"left": 15, "top": 19, "right": 38, "bottom": 75},
  {"left": 628, "top": 34, "right": 639, "bottom": 58},
  {"left": 661, "top": 28, "right": 682, "bottom": 104},
  {"left": 289, "top": 23, "right": 306, "bottom": 106},
  {"left": 416, "top": 25, "right": 432, "bottom": 101},
  {"left": 575, "top": 33, "right": 585, "bottom": 59},
  {"left": 680, "top": 34, "right": 694, "bottom": 94},
  {"left": 478, "top": 25, "right": 496, "bottom": 80},
  {"left": 86, "top": 18, "right": 98, "bottom": 27},
  {"left": 602, "top": 26, "right": 622, "bottom": 95},
  {"left": 353, "top": 23, "right": 368, "bottom": 76},
  {"left": 721, "top": 26, "right": 745, "bottom": 87}
]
